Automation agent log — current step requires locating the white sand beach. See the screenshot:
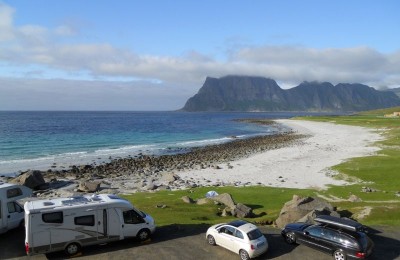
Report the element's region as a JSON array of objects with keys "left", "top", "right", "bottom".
[{"left": 176, "top": 119, "right": 383, "bottom": 190}]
